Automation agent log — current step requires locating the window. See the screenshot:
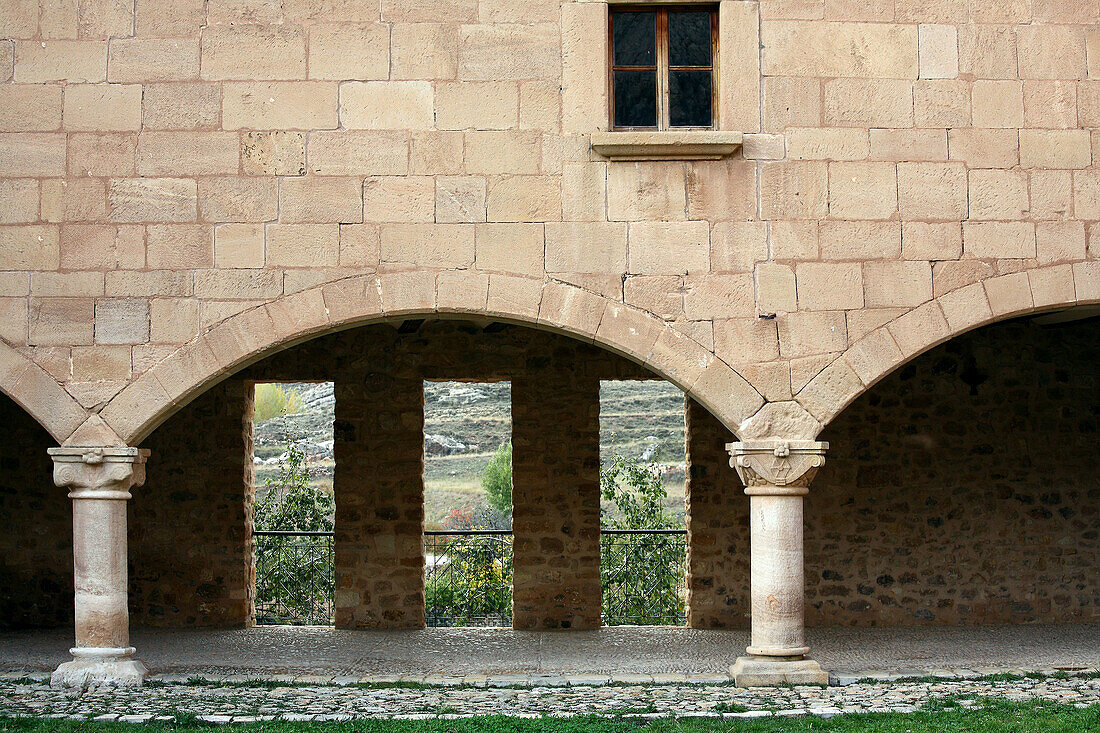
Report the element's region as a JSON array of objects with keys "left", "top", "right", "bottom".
[{"left": 610, "top": 6, "right": 717, "bottom": 130}]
